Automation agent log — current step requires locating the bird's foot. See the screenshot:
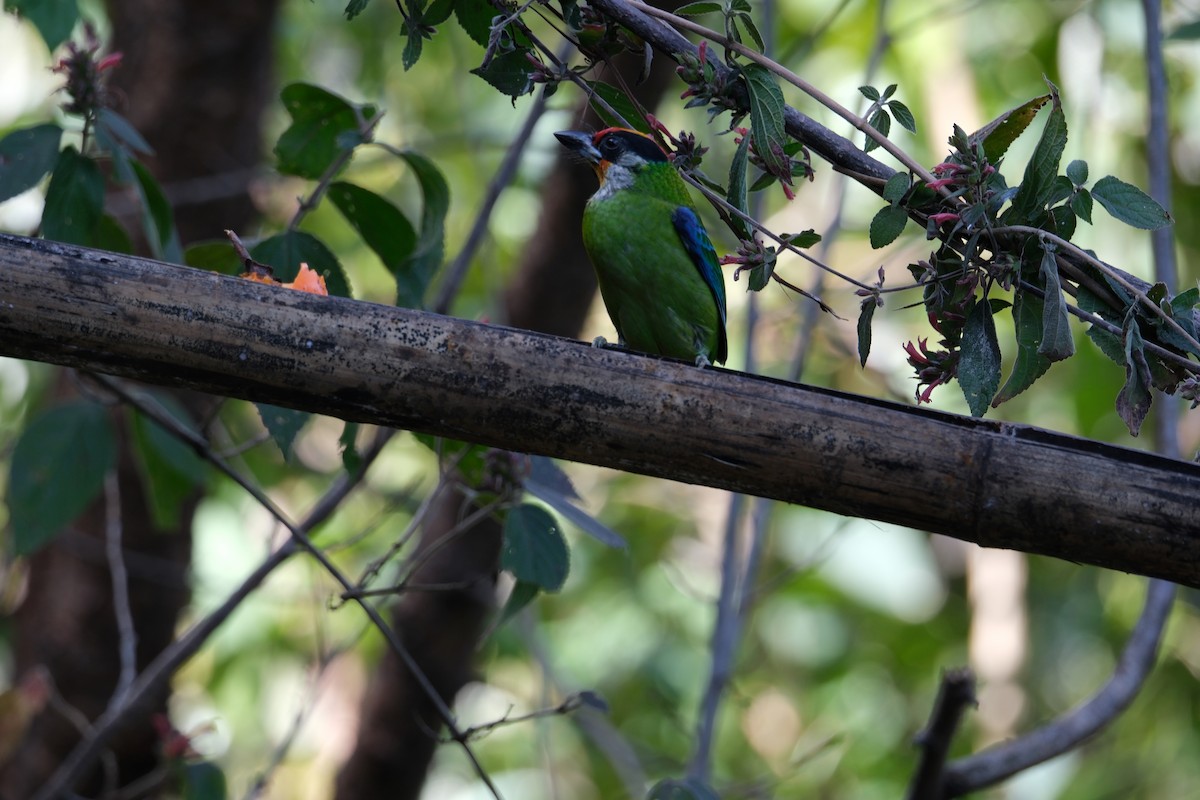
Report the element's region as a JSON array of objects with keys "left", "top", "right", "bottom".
[
  {"left": 591, "top": 336, "right": 610, "bottom": 349},
  {"left": 694, "top": 353, "right": 712, "bottom": 368}
]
